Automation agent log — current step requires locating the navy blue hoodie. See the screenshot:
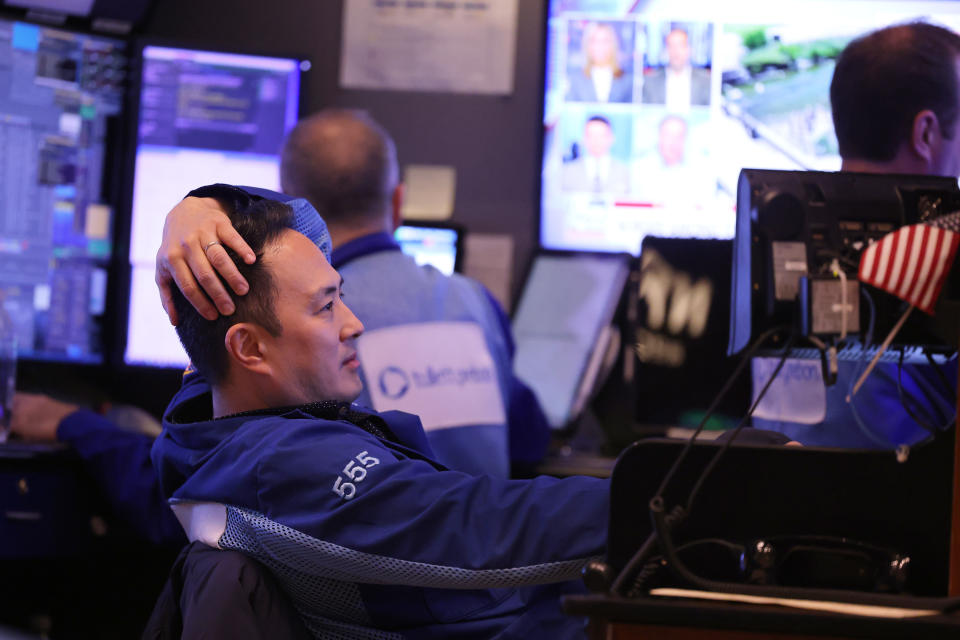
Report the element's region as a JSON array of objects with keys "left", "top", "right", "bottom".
[{"left": 152, "top": 372, "right": 609, "bottom": 638}]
